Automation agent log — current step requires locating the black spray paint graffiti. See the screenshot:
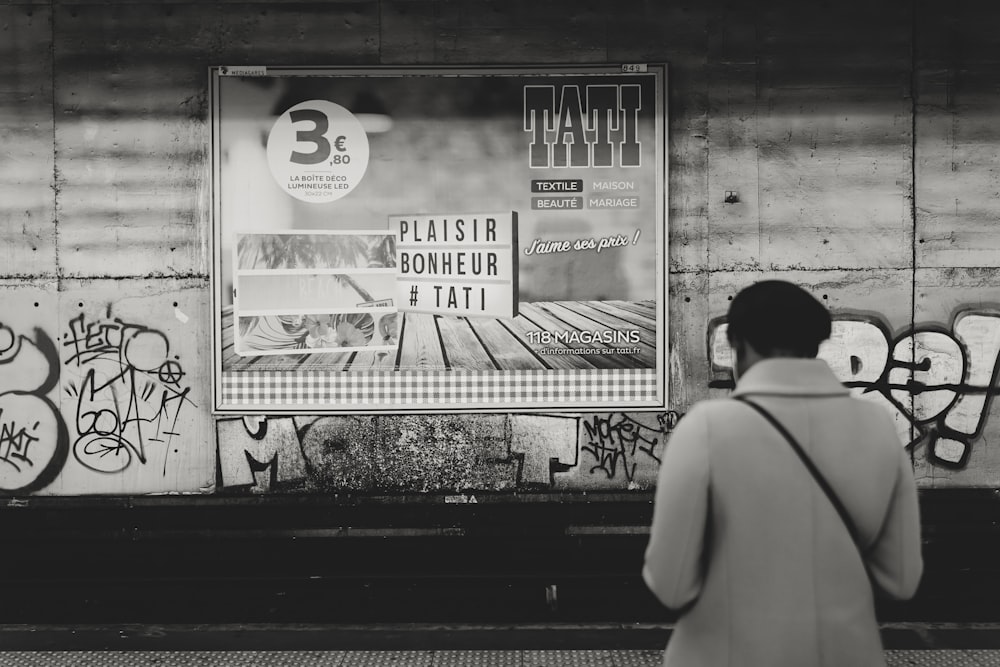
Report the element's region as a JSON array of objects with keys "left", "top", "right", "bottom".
[
  {"left": 580, "top": 412, "right": 681, "bottom": 483},
  {"left": 216, "top": 314, "right": 1000, "bottom": 491},
  {"left": 708, "top": 309, "right": 1000, "bottom": 468},
  {"left": 216, "top": 416, "right": 308, "bottom": 492},
  {"left": 0, "top": 323, "right": 69, "bottom": 493},
  {"left": 217, "top": 414, "right": 581, "bottom": 492},
  {"left": 63, "top": 313, "right": 194, "bottom": 475}
]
